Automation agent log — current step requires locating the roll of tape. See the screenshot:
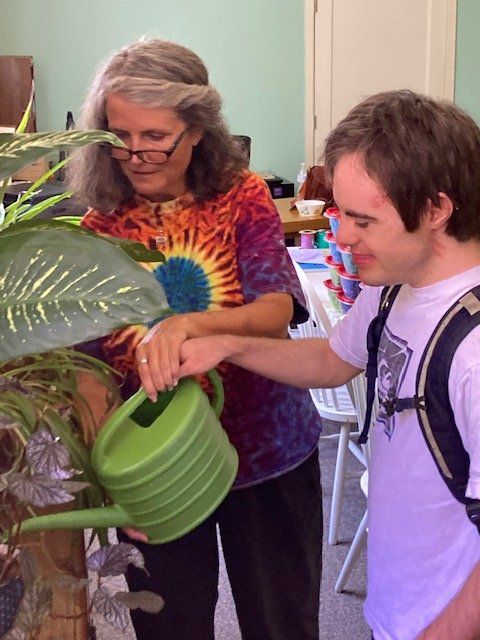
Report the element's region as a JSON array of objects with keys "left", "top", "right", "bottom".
[{"left": 299, "top": 229, "right": 316, "bottom": 249}]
